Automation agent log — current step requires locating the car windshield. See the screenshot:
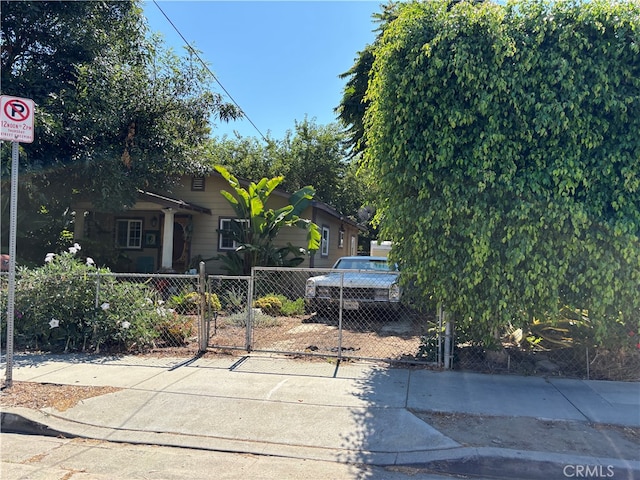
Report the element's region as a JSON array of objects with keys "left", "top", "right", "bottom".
[{"left": 334, "top": 258, "right": 397, "bottom": 271}]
